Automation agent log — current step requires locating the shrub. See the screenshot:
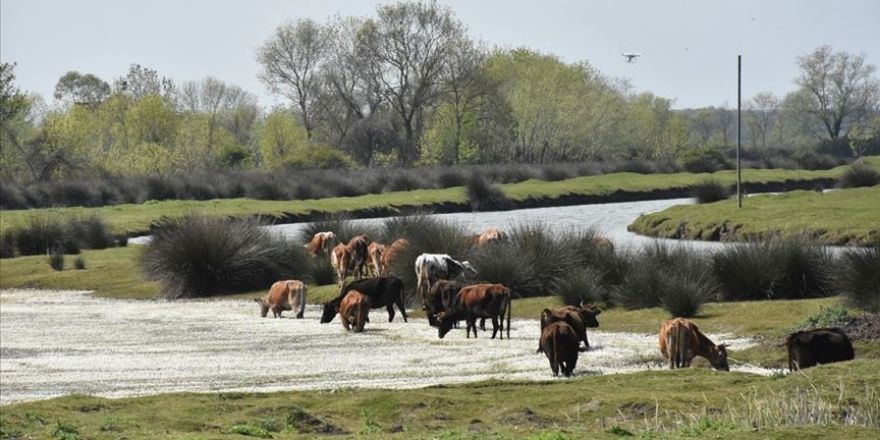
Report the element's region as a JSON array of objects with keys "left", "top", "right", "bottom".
[
  {"left": 680, "top": 148, "right": 731, "bottom": 173},
  {"left": 540, "top": 166, "right": 573, "bottom": 181},
  {"left": 836, "top": 245, "right": 880, "bottom": 312},
  {"left": 554, "top": 267, "right": 606, "bottom": 306},
  {"left": 48, "top": 251, "right": 64, "bottom": 271},
  {"left": 837, "top": 164, "right": 880, "bottom": 188},
  {"left": 660, "top": 273, "right": 715, "bottom": 318},
  {"left": 116, "top": 235, "right": 129, "bottom": 247},
  {"left": 0, "top": 182, "right": 29, "bottom": 209},
  {"left": 713, "top": 238, "right": 834, "bottom": 301},
  {"left": 13, "top": 214, "right": 79, "bottom": 256},
  {"left": 436, "top": 170, "right": 466, "bottom": 188},
  {"left": 691, "top": 178, "right": 731, "bottom": 204},
  {"left": 305, "top": 256, "right": 337, "bottom": 286},
  {"left": 0, "top": 230, "right": 14, "bottom": 259},
  {"left": 73, "top": 256, "right": 86, "bottom": 270},
  {"left": 802, "top": 305, "right": 855, "bottom": 328},
  {"left": 385, "top": 173, "right": 420, "bottom": 192},
  {"left": 465, "top": 173, "right": 511, "bottom": 211},
  {"left": 67, "top": 215, "right": 114, "bottom": 250},
  {"left": 616, "top": 241, "right": 711, "bottom": 310},
  {"left": 141, "top": 215, "right": 309, "bottom": 299}
]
